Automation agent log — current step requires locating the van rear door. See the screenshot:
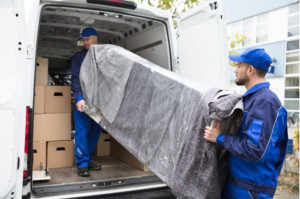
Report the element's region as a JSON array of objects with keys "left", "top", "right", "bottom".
[
  {"left": 0, "top": 0, "right": 29, "bottom": 198},
  {"left": 177, "top": 0, "right": 228, "bottom": 89}
]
